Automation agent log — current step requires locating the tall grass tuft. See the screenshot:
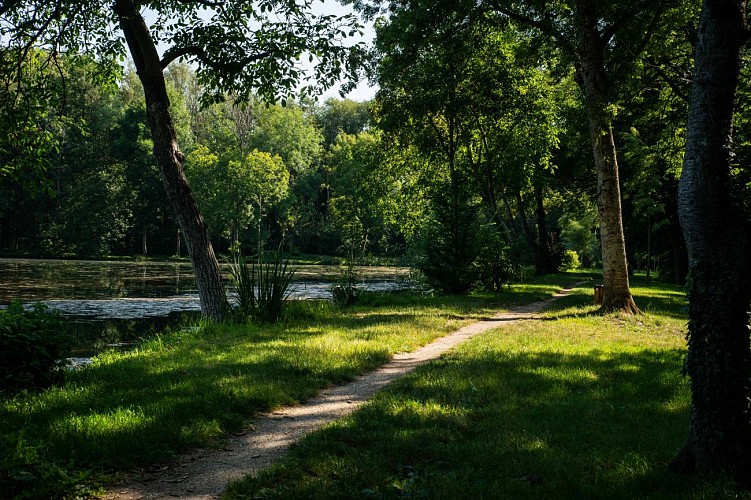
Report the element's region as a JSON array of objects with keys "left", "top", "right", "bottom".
[
  {"left": 331, "top": 260, "right": 359, "bottom": 306},
  {"left": 229, "top": 250, "right": 296, "bottom": 323}
]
